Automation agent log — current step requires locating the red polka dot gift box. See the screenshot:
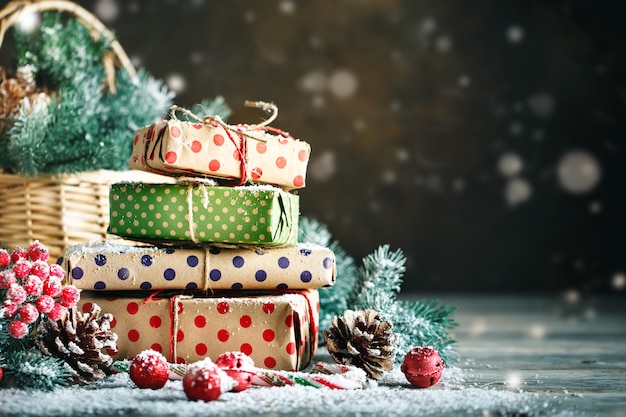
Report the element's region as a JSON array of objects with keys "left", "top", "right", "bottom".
[
  {"left": 63, "top": 238, "right": 335, "bottom": 291},
  {"left": 129, "top": 117, "right": 310, "bottom": 191},
  {"left": 107, "top": 182, "right": 298, "bottom": 246},
  {"left": 78, "top": 289, "right": 319, "bottom": 371}
]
